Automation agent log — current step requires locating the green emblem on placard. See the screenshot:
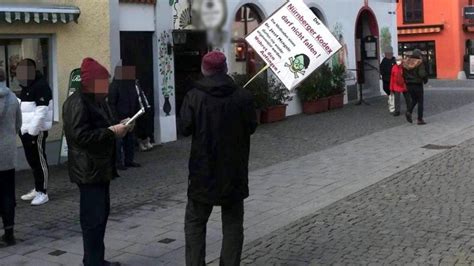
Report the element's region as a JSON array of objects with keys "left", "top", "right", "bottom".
[
  {"left": 60, "top": 68, "right": 81, "bottom": 162},
  {"left": 68, "top": 68, "right": 81, "bottom": 95}
]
